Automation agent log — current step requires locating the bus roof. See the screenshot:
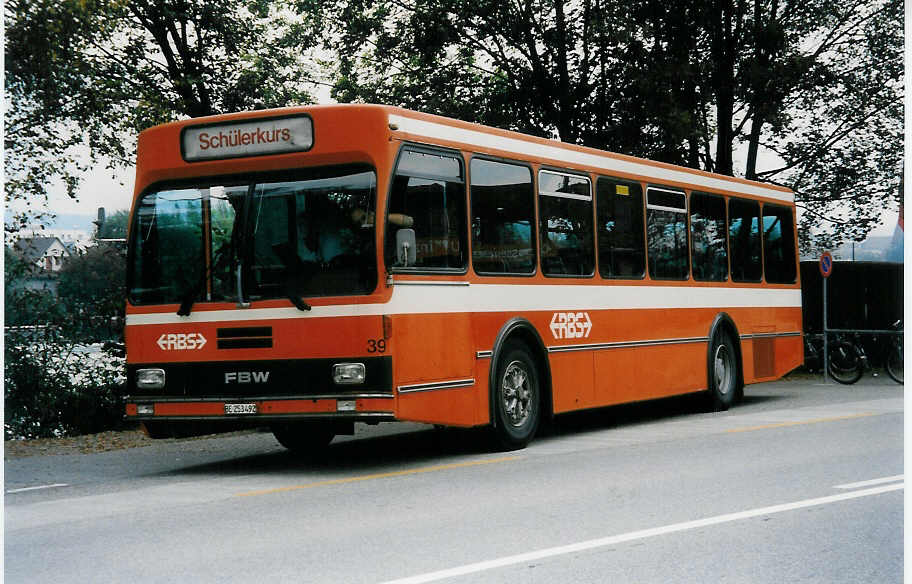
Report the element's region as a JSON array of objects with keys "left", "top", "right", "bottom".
[{"left": 138, "top": 104, "right": 794, "bottom": 203}]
